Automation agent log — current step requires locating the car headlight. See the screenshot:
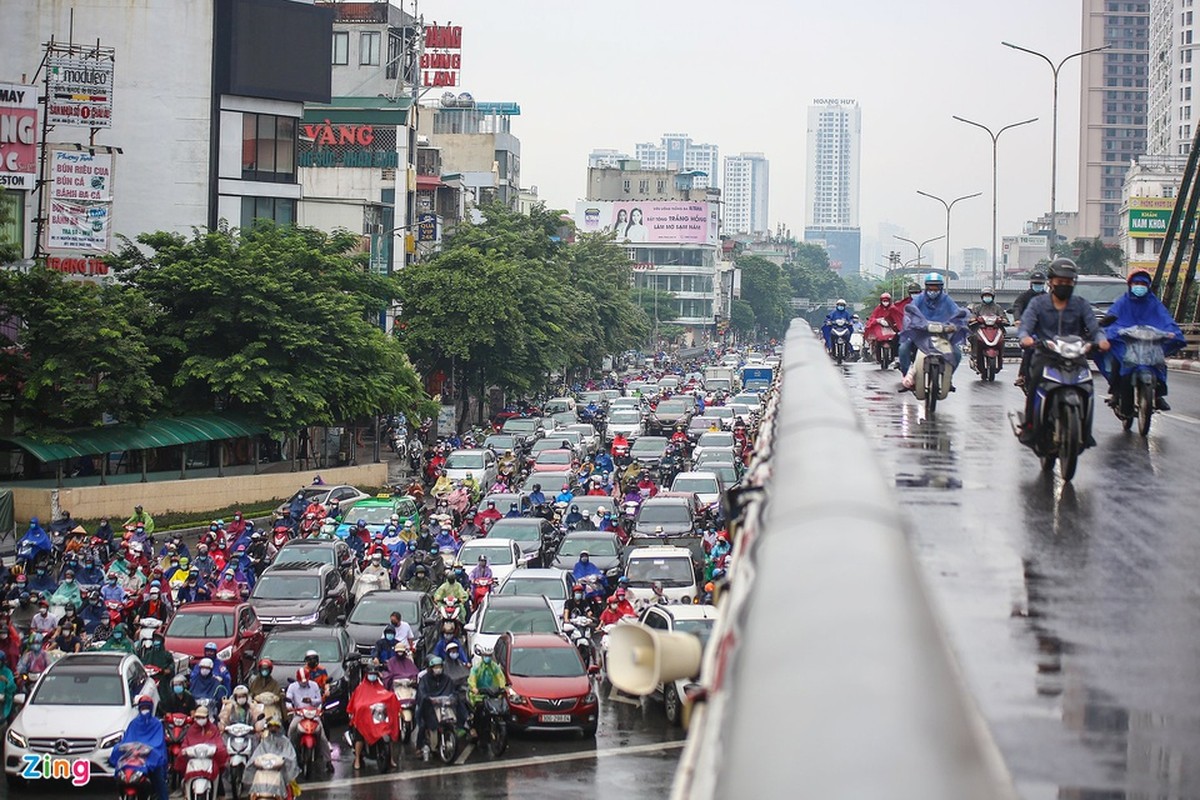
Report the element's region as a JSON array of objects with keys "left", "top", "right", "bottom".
[
  {"left": 583, "top": 691, "right": 598, "bottom": 704},
  {"left": 605, "top": 567, "right": 621, "bottom": 577},
  {"left": 507, "top": 688, "right": 526, "bottom": 705},
  {"left": 7, "top": 728, "right": 27, "bottom": 748},
  {"left": 216, "top": 645, "right": 234, "bottom": 661},
  {"left": 298, "top": 612, "right": 320, "bottom": 624},
  {"left": 99, "top": 731, "right": 124, "bottom": 749}
]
